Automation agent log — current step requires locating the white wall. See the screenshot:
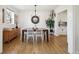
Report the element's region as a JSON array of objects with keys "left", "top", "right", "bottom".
[
  {"left": 55, "top": 5, "right": 75, "bottom": 53},
  {"left": 73, "top": 6, "right": 79, "bottom": 53},
  {"left": 0, "top": 29, "right": 2, "bottom": 53},
  {"left": 18, "top": 10, "right": 50, "bottom": 29}
]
